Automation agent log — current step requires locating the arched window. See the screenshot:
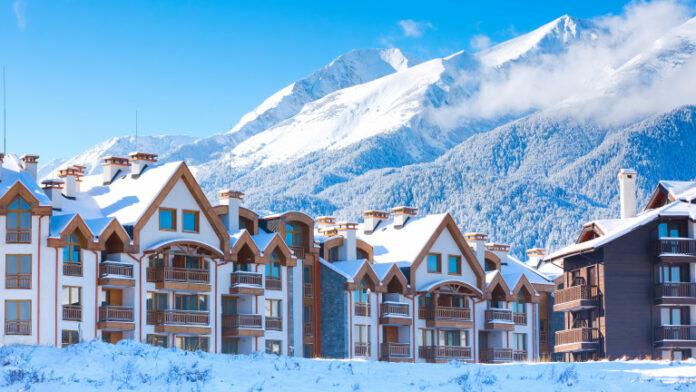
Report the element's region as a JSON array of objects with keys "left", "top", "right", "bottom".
[
  {"left": 353, "top": 278, "right": 370, "bottom": 304},
  {"left": 285, "top": 222, "right": 304, "bottom": 248},
  {"left": 63, "top": 233, "right": 82, "bottom": 265},
  {"left": 357, "top": 248, "right": 369, "bottom": 261},
  {"left": 484, "top": 259, "right": 497, "bottom": 272},
  {"left": 265, "top": 249, "right": 282, "bottom": 279},
  {"left": 6, "top": 196, "right": 31, "bottom": 243}
]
